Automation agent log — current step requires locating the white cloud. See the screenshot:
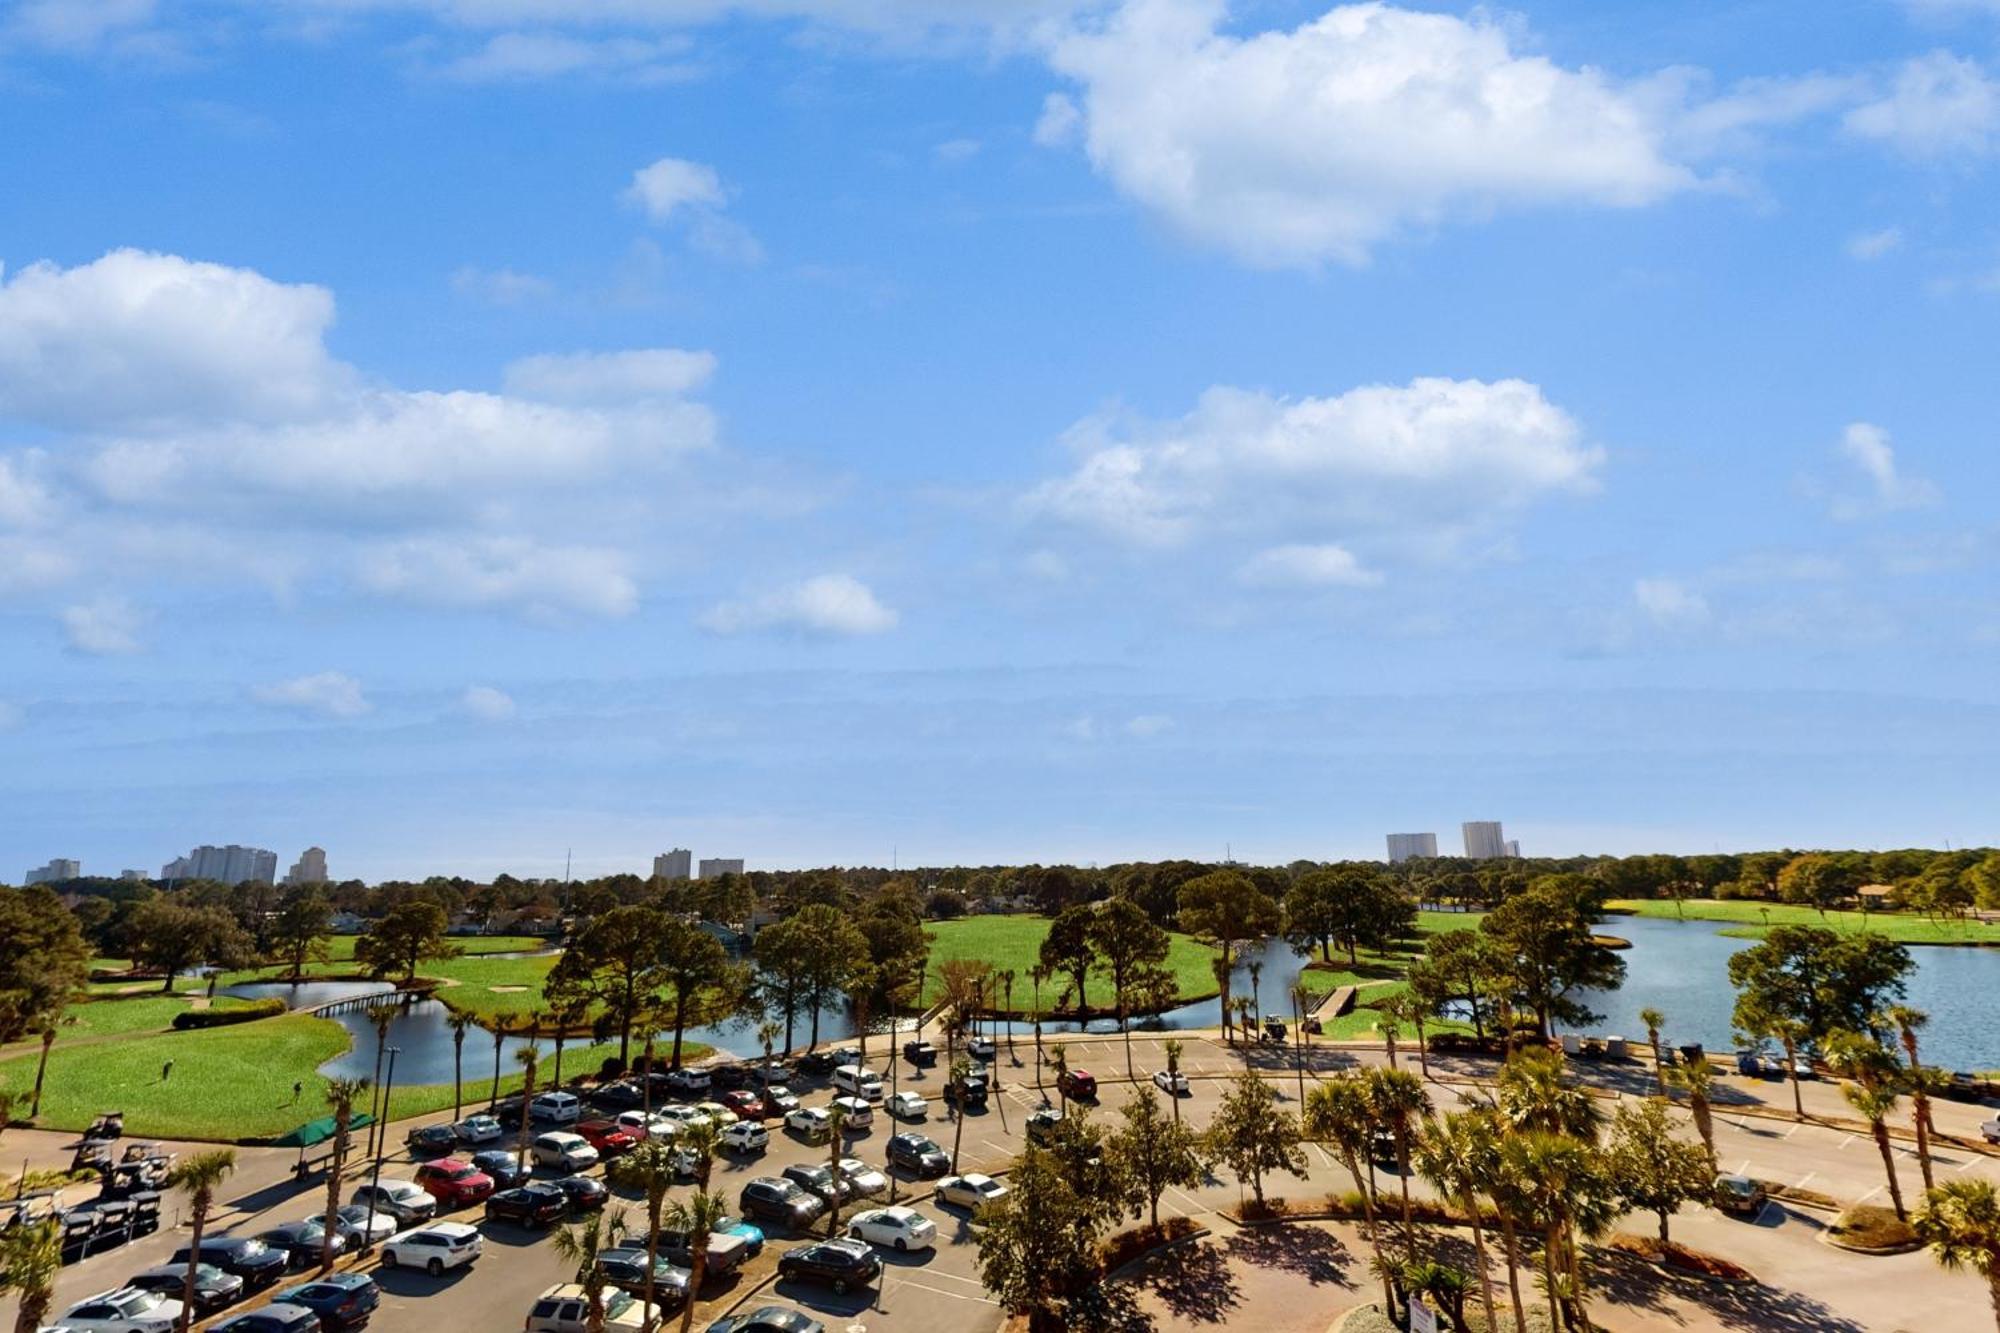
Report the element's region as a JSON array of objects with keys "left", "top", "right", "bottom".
[
  {"left": 1043, "top": 0, "right": 1698, "bottom": 266},
  {"left": 1846, "top": 227, "right": 1904, "bottom": 260},
  {"left": 1124, "top": 713, "right": 1174, "bottom": 737},
  {"left": 1033, "top": 92, "right": 1083, "bottom": 147},
  {"left": 6, "top": 0, "right": 155, "bottom": 53},
  {"left": 504, "top": 349, "right": 718, "bottom": 403},
  {"left": 1237, "top": 543, "right": 1383, "bottom": 588},
  {"left": 461, "top": 685, "right": 518, "bottom": 720},
  {"left": 450, "top": 265, "right": 556, "bottom": 305},
  {"left": 700, "top": 573, "right": 898, "bottom": 636},
  {"left": 358, "top": 537, "right": 640, "bottom": 619},
  {"left": 436, "top": 31, "right": 698, "bottom": 83},
  {"left": 1844, "top": 51, "right": 1999, "bottom": 157},
  {"left": 626, "top": 157, "right": 728, "bottom": 222},
  {"left": 0, "top": 456, "right": 52, "bottom": 528},
  {"left": 254, "top": 670, "right": 371, "bottom": 718},
  {"left": 0, "top": 700, "right": 19, "bottom": 731},
  {"left": 1836, "top": 421, "right": 1939, "bottom": 514},
  {"left": 933, "top": 137, "right": 982, "bottom": 164},
  {"left": 1025, "top": 376, "right": 1599, "bottom": 552},
  {"left": 1633, "top": 577, "right": 1710, "bottom": 628},
  {"left": 60, "top": 595, "right": 144, "bottom": 655},
  {"left": 0, "top": 249, "right": 346, "bottom": 430}
]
